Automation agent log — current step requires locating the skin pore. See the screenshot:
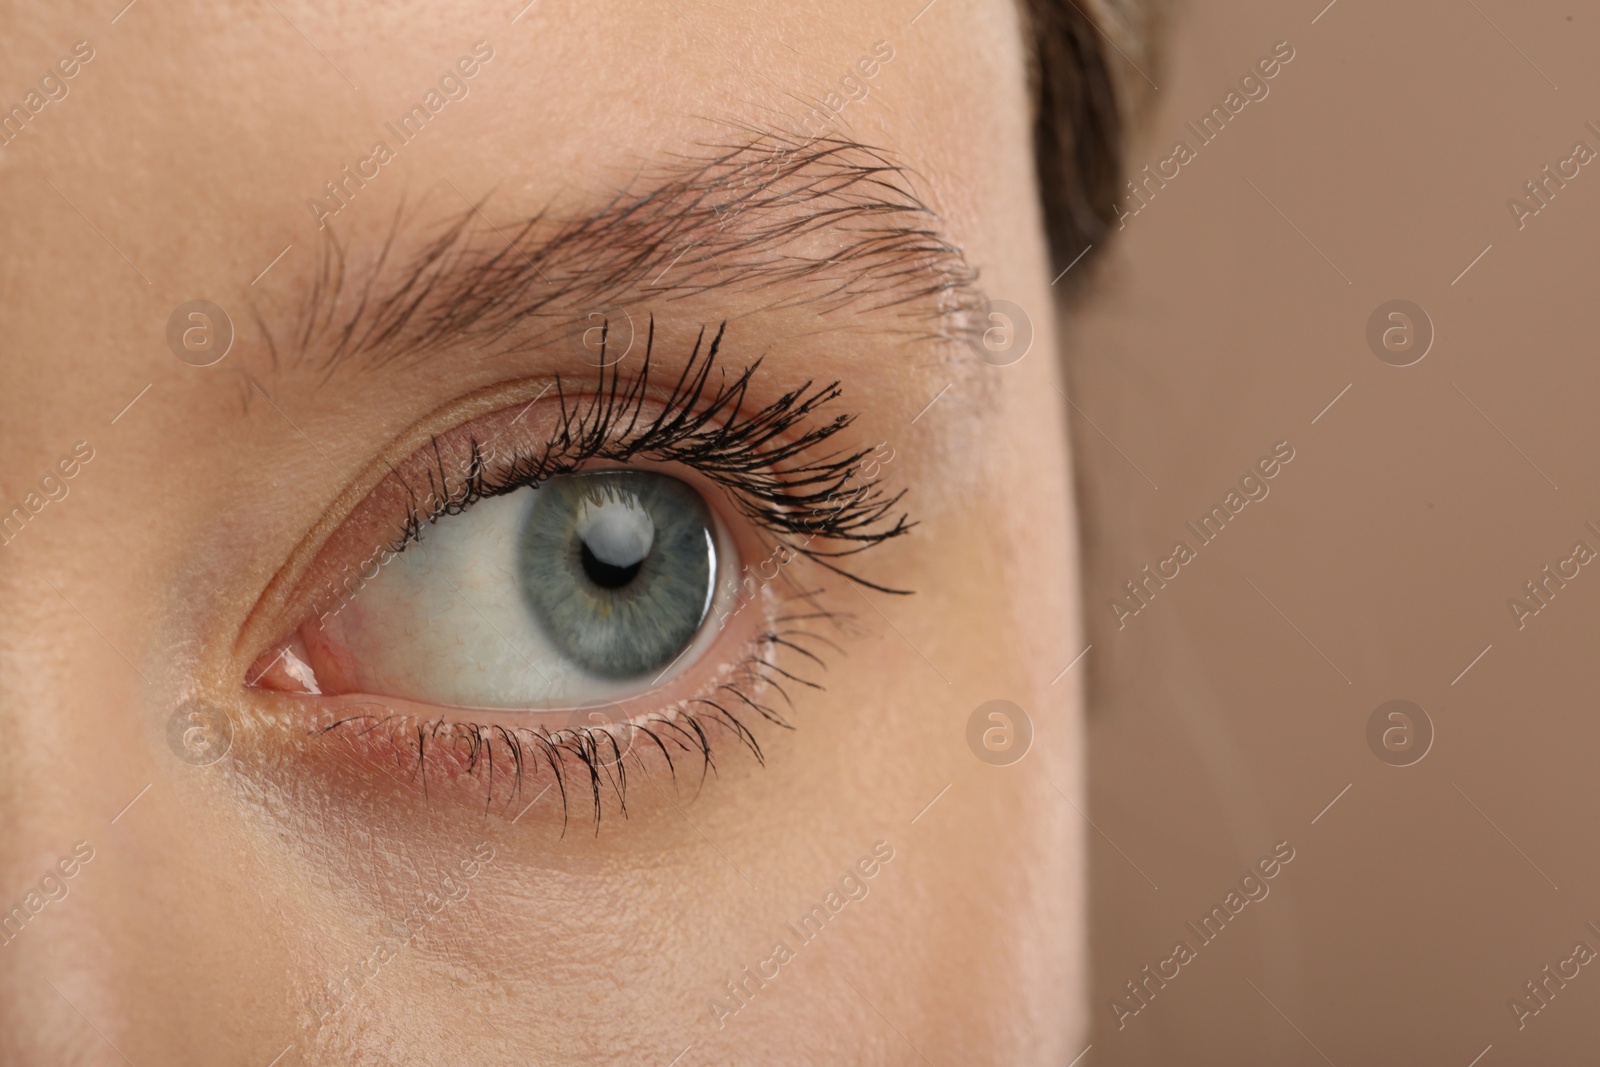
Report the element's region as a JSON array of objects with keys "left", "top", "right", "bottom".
[{"left": 0, "top": 1, "right": 1085, "bottom": 1063}]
